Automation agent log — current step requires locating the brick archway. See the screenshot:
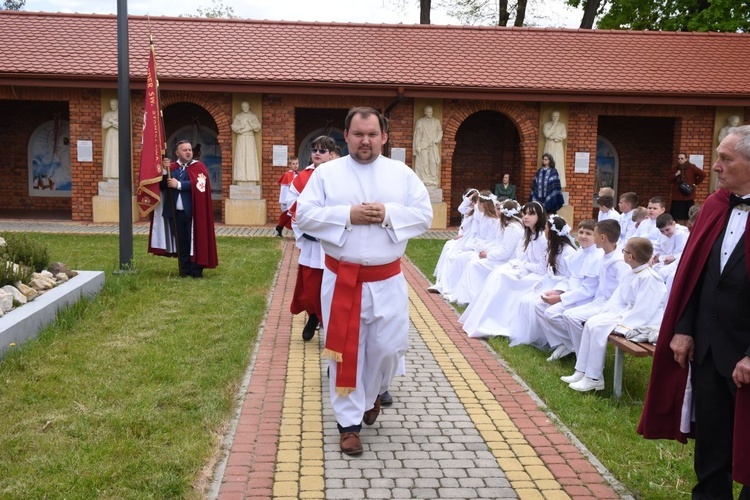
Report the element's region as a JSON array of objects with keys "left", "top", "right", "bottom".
[
  {"left": 441, "top": 100, "right": 539, "bottom": 225},
  {"left": 132, "top": 90, "right": 233, "bottom": 220}
]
